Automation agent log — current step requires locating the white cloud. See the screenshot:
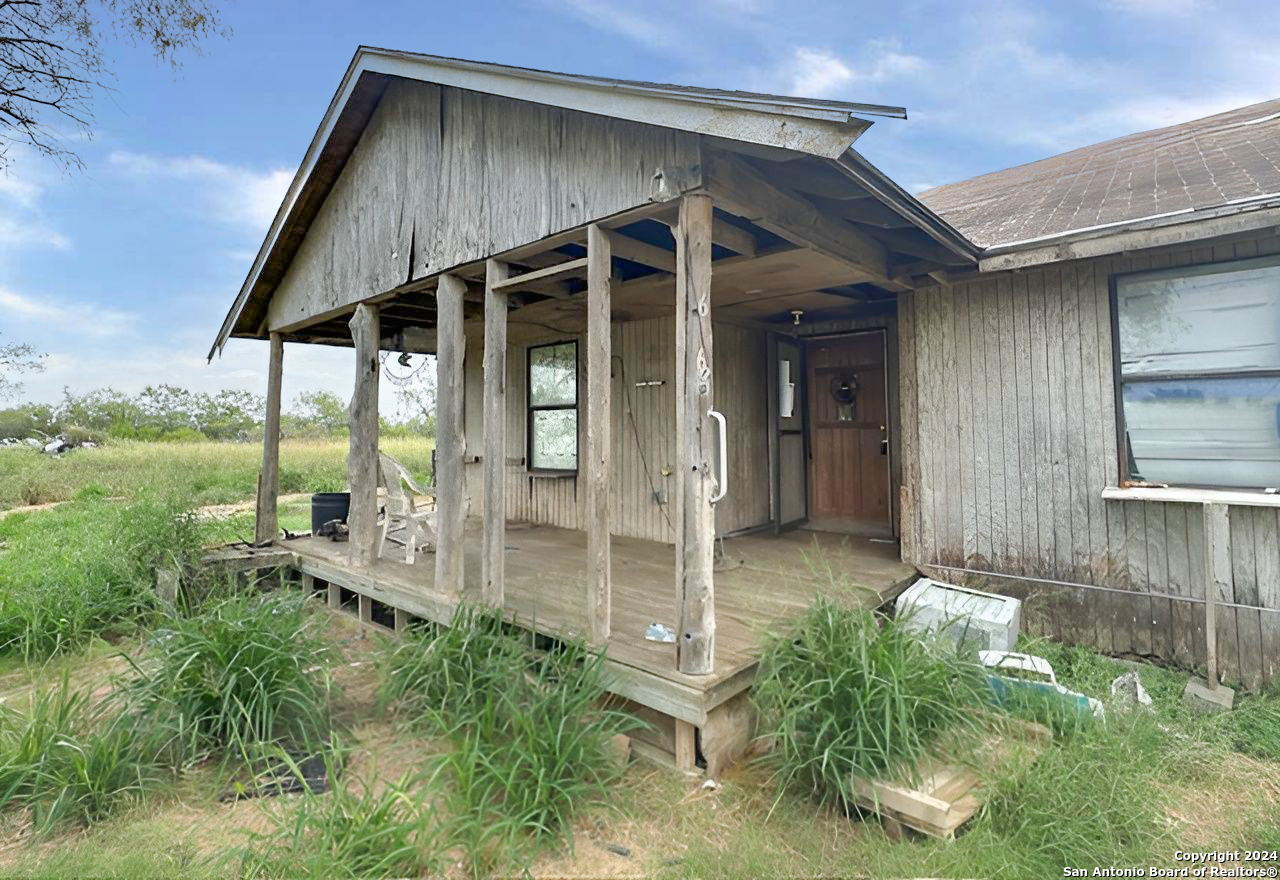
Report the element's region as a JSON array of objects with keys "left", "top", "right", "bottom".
[
  {"left": 0, "top": 217, "right": 70, "bottom": 251},
  {"left": 1103, "top": 0, "right": 1206, "bottom": 14},
  {"left": 0, "top": 143, "right": 71, "bottom": 262},
  {"left": 765, "top": 43, "right": 928, "bottom": 99},
  {"left": 861, "top": 40, "right": 929, "bottom": 81},
  {"left": 784, "top": 49, "right": 854, "bottom": 96},
  {"left": 108, "top": 151, "right": 293, "bottom": 236},
  {"left": 0, "top": 286, "right": 137, "bottom": 338},
  {"left": 555, "top": 0, "right": 683, "bottom": 52},
  {"left": 0, "top": 172, "right": 43, "bottom": 210}
]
